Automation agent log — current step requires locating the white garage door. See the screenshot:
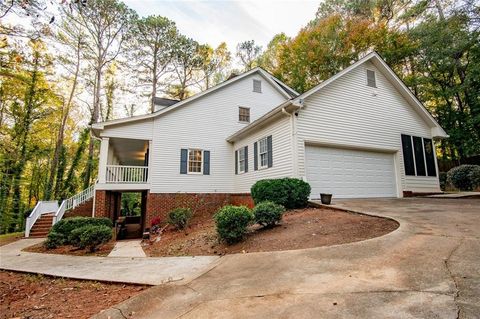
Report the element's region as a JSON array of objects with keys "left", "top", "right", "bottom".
[{"left": 305, "top": 146, "right": 397, "bottom": 198}]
